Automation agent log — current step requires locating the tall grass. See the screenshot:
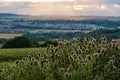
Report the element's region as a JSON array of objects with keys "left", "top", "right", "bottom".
[{"left": 0, "top": 37, "right": 120, "bottom": 80}]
